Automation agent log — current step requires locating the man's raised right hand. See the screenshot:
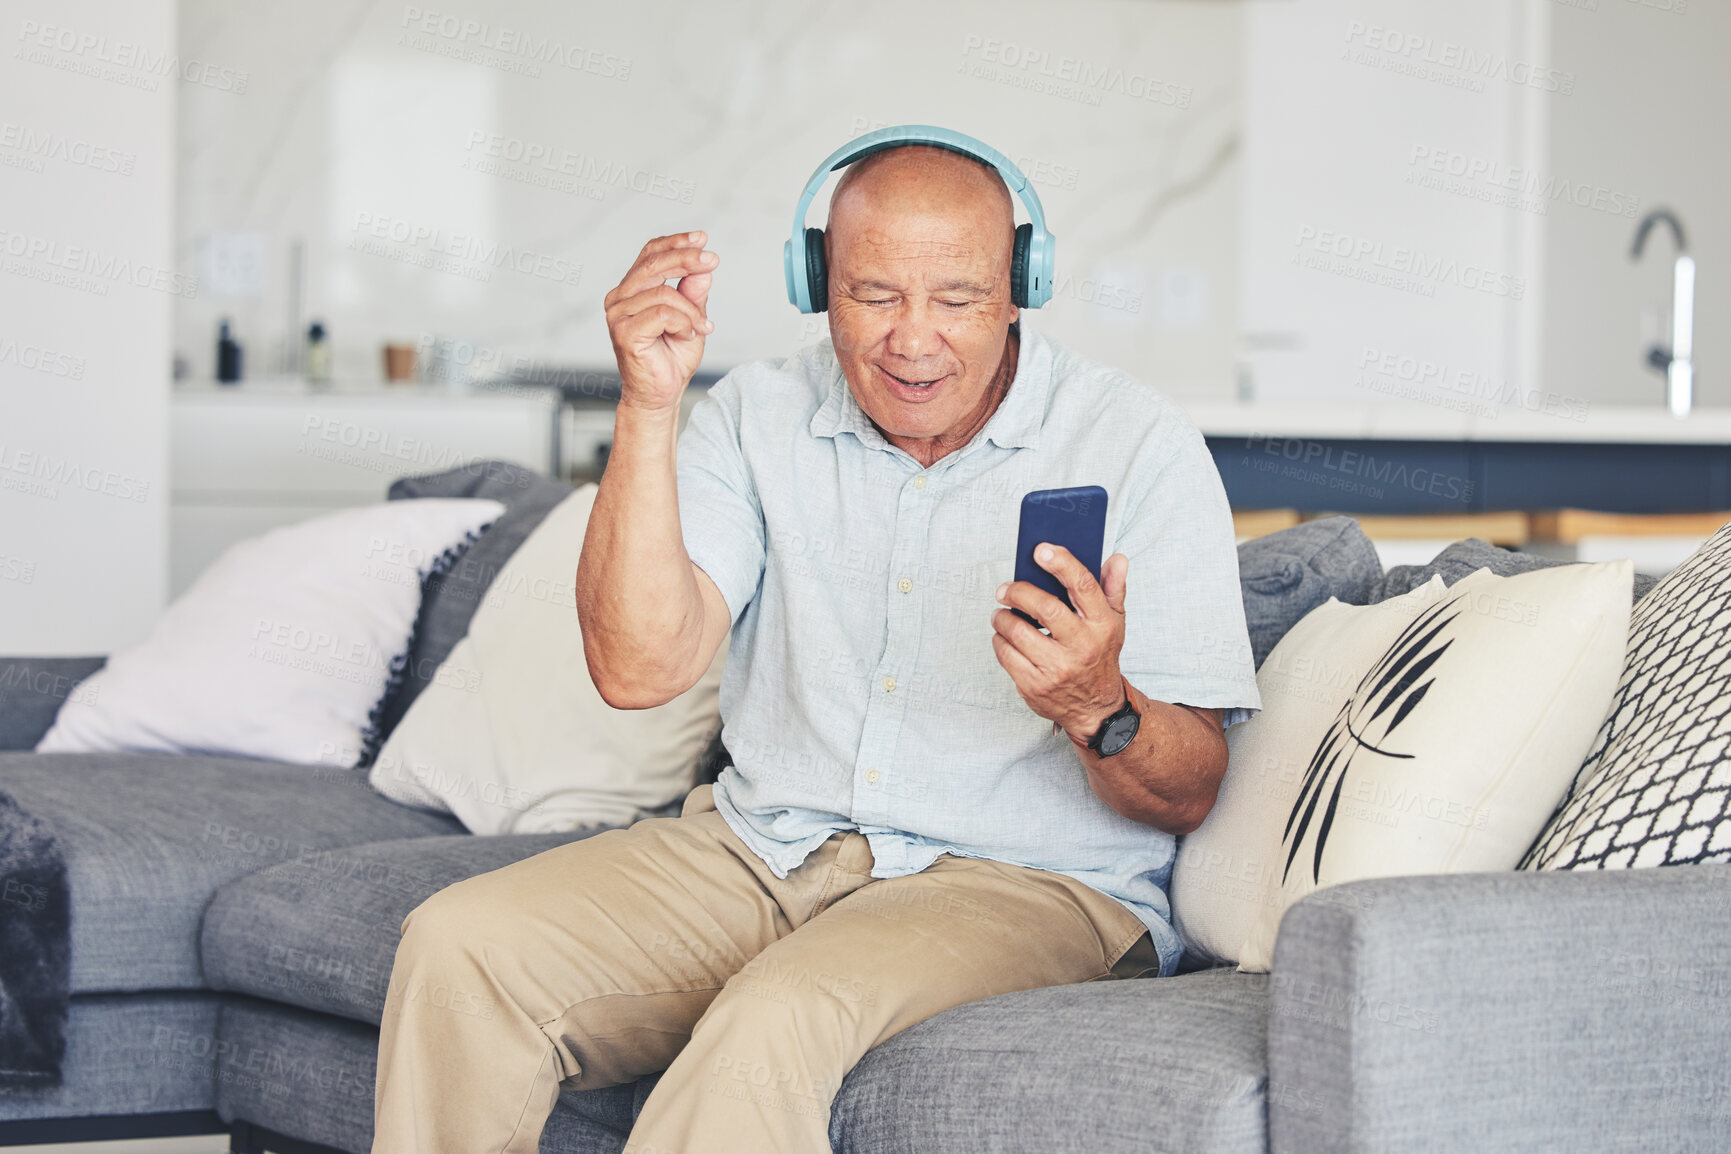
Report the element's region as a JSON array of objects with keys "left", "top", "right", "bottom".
[{"left": 604, "top": 231, "right": 719, "bottom": 413}]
